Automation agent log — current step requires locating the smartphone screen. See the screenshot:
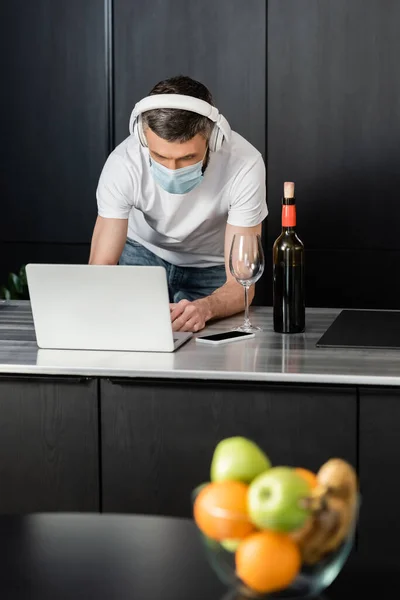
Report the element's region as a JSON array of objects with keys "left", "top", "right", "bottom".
[{"left": 197, "top": 331, "right": 253, "bottom": 342}]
